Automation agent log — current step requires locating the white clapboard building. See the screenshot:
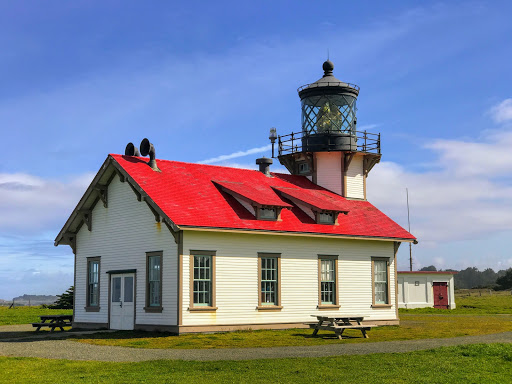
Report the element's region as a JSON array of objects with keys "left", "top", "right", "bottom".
[
  {"left": 398, "top": 271, "right": 456, "bottom": 310},
  {"left": 55, "top": 61, "right": 416, "bottom": 333}
]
